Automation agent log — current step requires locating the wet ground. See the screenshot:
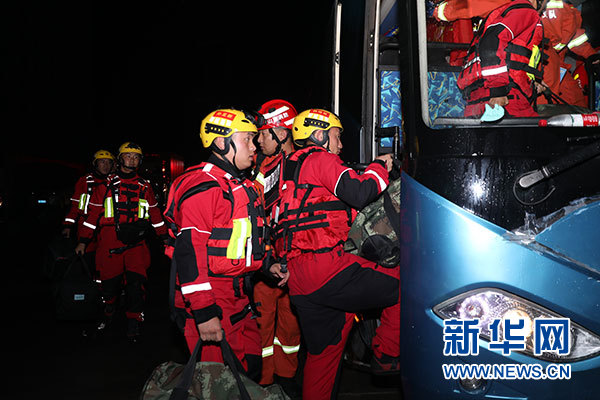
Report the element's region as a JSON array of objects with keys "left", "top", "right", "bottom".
[{"left": 6, "top": 225, "right": 402, "bottom": 399}]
